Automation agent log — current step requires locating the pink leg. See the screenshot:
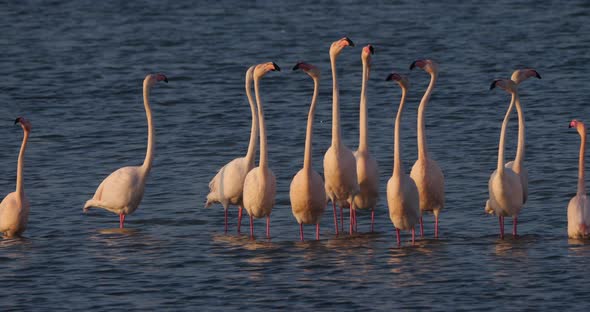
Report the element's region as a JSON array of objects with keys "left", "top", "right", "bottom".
[
  {"left": 237, "top": 206, "right": 243, "bottom": 234},
  {"left": 396, "top": 228, "right": 401, "bottom": 246},
  {"left": 435, "top": 215, "right": 439, "bottom": 238},
  {"left": 513, "top": 216, "right": 518, "bottom": 237},
  {"left": 371, "top": 207, "right": 375, "bottom": 233},
  {"left": 266, "top": 215, "right": 270, "bottom": 239},
  {"left": 498, "top": 216, "right": 504, "bottom": 239},
  {"left": 340, "top": 206, "right": 344, "bottom": 232},
  {"left": 224, "top": 209, "right": 228, "bottom": 234},
  {"left": 412, "top": 228, "right": 415, "bottom": 245},
  {"left": 249, "top": 215, "right": 254, "bottom": 240},
  {"left": 332, "top": 201, "right": 339, "bottom": 236},
  {"left": 299, "top": 223, "right": 304, "bottom": 242},
  {"left": 349, "top": 206, "right": 353, "bottom": 235},
  {"left": 316, "top": 223, "right": 320, "bottom": 240},
  {"left": 119, "top": 214, "right": 125, "bottom": 229},
  {"left": 419, "top": 216, "right": 424, "bottom": 238},
  {"left": 354, "top": 209, "right": 358, "bottom": 233}
]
